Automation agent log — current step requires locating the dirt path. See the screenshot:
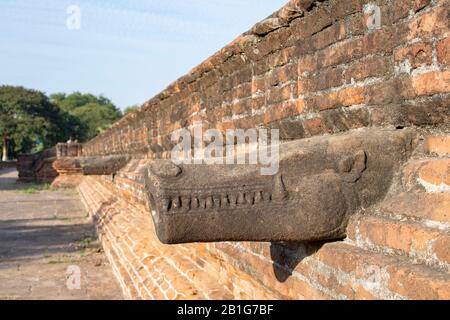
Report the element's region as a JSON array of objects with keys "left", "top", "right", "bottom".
[{"left": 0, "top": 169, "right": 123, "bottom": 300}]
